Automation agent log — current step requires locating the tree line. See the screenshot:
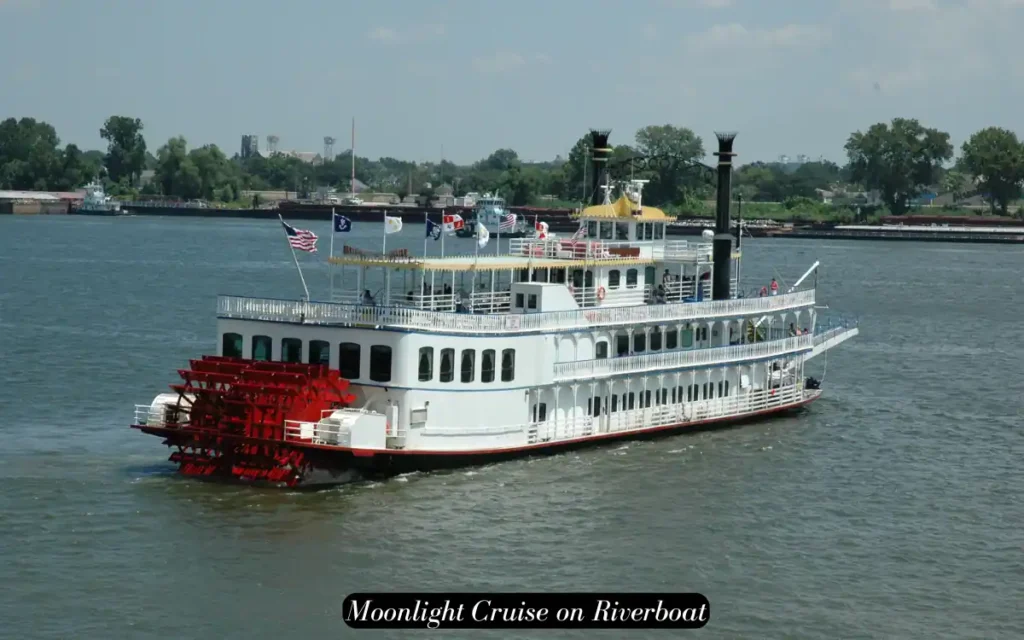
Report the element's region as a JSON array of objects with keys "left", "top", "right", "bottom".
[{"left": 2, "top": 115, "right": 1023, "bottom": 216}]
